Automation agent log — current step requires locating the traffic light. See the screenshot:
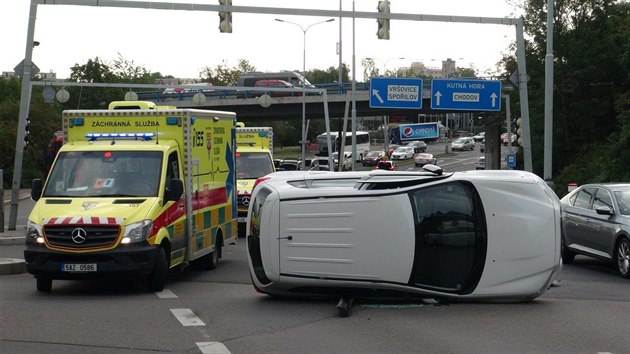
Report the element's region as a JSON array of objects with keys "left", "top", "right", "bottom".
[
  {"left": 377, "top": 1, "right": 390, "bottom": 40},
  {"left": 515, "top": 117, "right": 522, "bottom": 146},
  {"left": 218, "top": 0, "right": 232, "bottom": 33},
  {"left": 24, "top": 118, "right": 31, "bottom": 151}
]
